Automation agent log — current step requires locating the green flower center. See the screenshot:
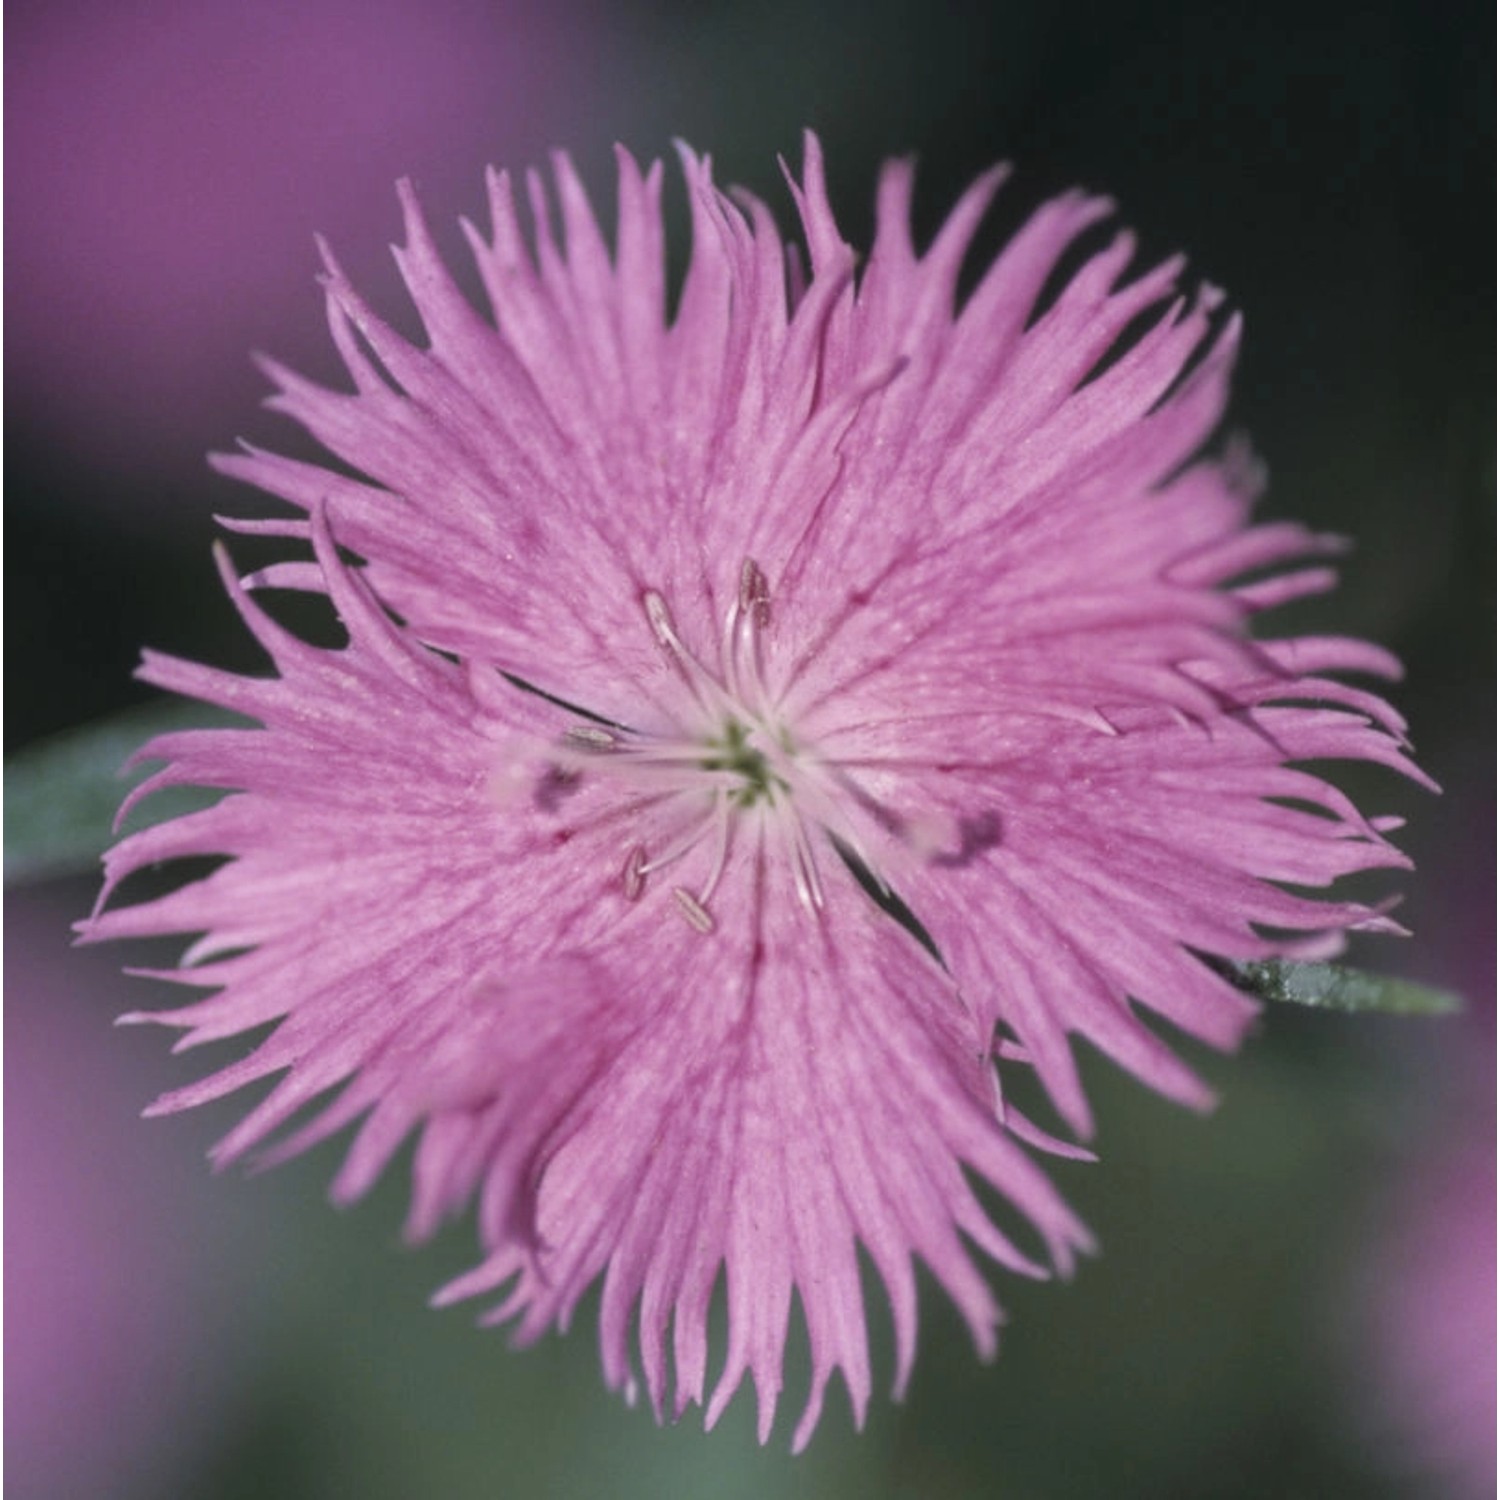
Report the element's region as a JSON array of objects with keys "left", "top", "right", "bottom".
[{"left": 700, "top": 719, "right": 789, "bottom": 808}]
